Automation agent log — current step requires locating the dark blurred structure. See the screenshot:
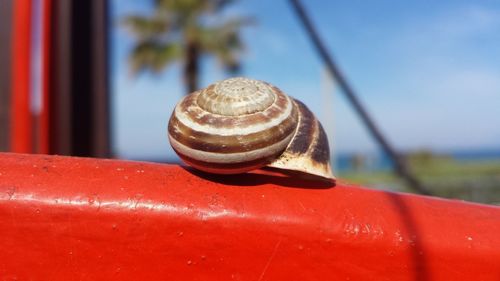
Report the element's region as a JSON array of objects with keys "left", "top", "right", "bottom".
[
  {"left": 0, "top": 0, "right": 110, "bottom": 157},
  {"left": 289, "top": 0, "right": 432, "bottom": 195},
  {"left": 0, "top": 0, "right": 14, "bottom": 152}
]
